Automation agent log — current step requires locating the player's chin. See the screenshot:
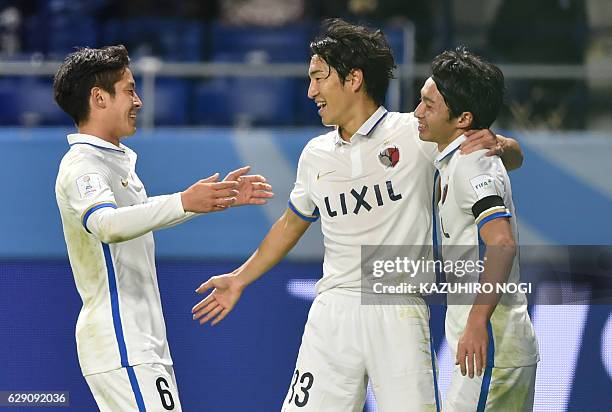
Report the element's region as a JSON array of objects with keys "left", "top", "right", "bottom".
[
  {"left": 123, "top": 126, "right": 138, "bottom": 137},
  {"left": 418, "top": 131, "right": 433, "bottom": 142}
]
